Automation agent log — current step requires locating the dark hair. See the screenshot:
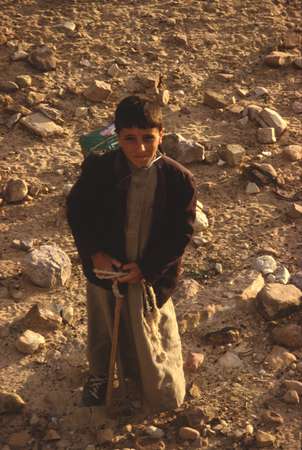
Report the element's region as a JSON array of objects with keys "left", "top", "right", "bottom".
[{"left": 114, "top": 95, "right": 163, "bottom": 133}]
